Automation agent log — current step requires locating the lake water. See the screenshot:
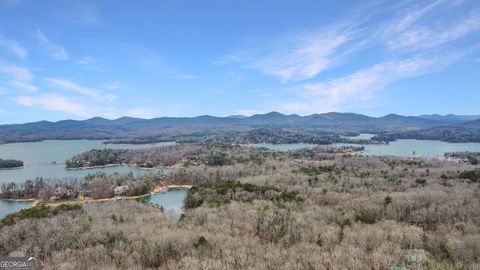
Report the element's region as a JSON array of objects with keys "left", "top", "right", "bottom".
[
  {"left": 335, "top": 139, "right": 480, "bottom": 158},
  {"left": 245, "top": 143, "right": 316, "bottom": 151},
  {"left": 341, "top": 133, "right": 376, "bottom": 140},
  {"left": 137, "top": 188, "right": 187, "bottom": 214},
  {"left": 0, "top": 188, "right": 188, "bottom": 220},
  {"left": 244, "top": 134, "right": 377, "bottom": 151},
  {"left": 0, "top": 140, "right": 175, "bottom": 184},
  {"left": 0, "top": 199, "right": 32, "bottom": 220},
  {"left": 245, "top": 136, "right": 480, "bottom": 158}
]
